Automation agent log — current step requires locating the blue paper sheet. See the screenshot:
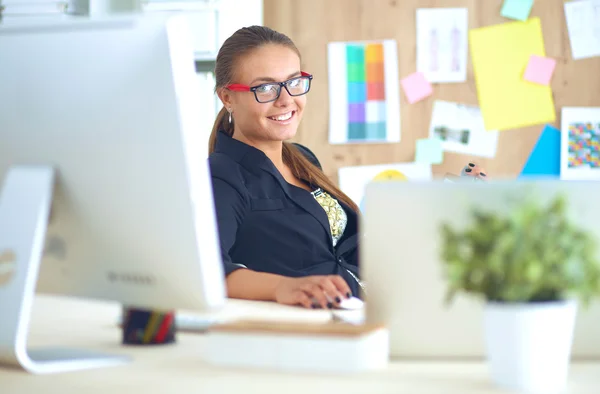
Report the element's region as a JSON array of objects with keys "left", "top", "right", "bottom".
[{"left": 519, "top": 124, "right": 560, "bottom": 177}]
